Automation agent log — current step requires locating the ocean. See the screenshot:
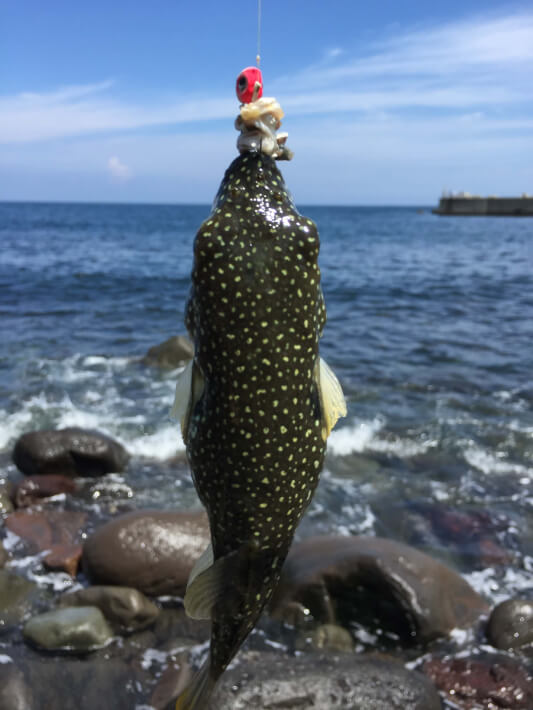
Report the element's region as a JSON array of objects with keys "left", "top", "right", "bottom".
[{"left": 1, "top": 200, "right": 532, "bottom": 609}]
